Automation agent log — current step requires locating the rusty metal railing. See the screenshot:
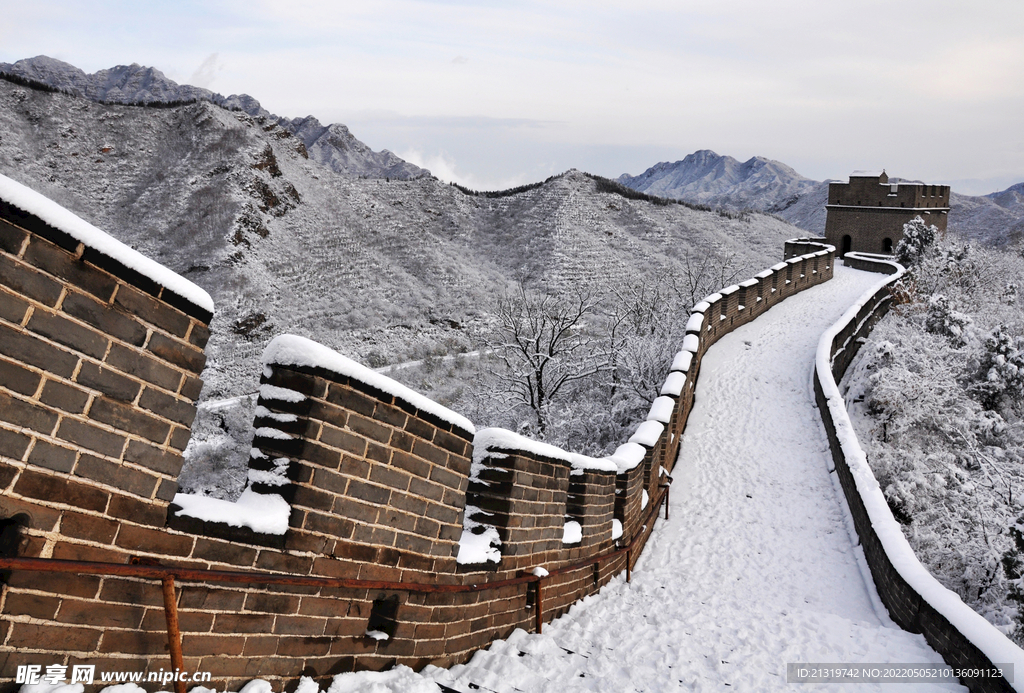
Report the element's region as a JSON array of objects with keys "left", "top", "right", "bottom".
[{"left": 0, "top": 485, "right": 670, "bottom": 693}]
